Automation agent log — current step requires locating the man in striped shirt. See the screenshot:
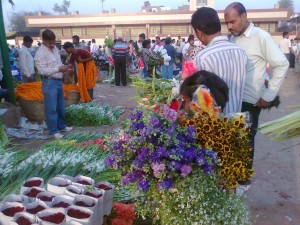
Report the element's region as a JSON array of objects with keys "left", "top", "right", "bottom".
[
  {"left": 192, "top": 7, "right": 248, "bottom": 115},
  {"left": 112, "top": 37, "right": 129, "bottom": 86}
]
